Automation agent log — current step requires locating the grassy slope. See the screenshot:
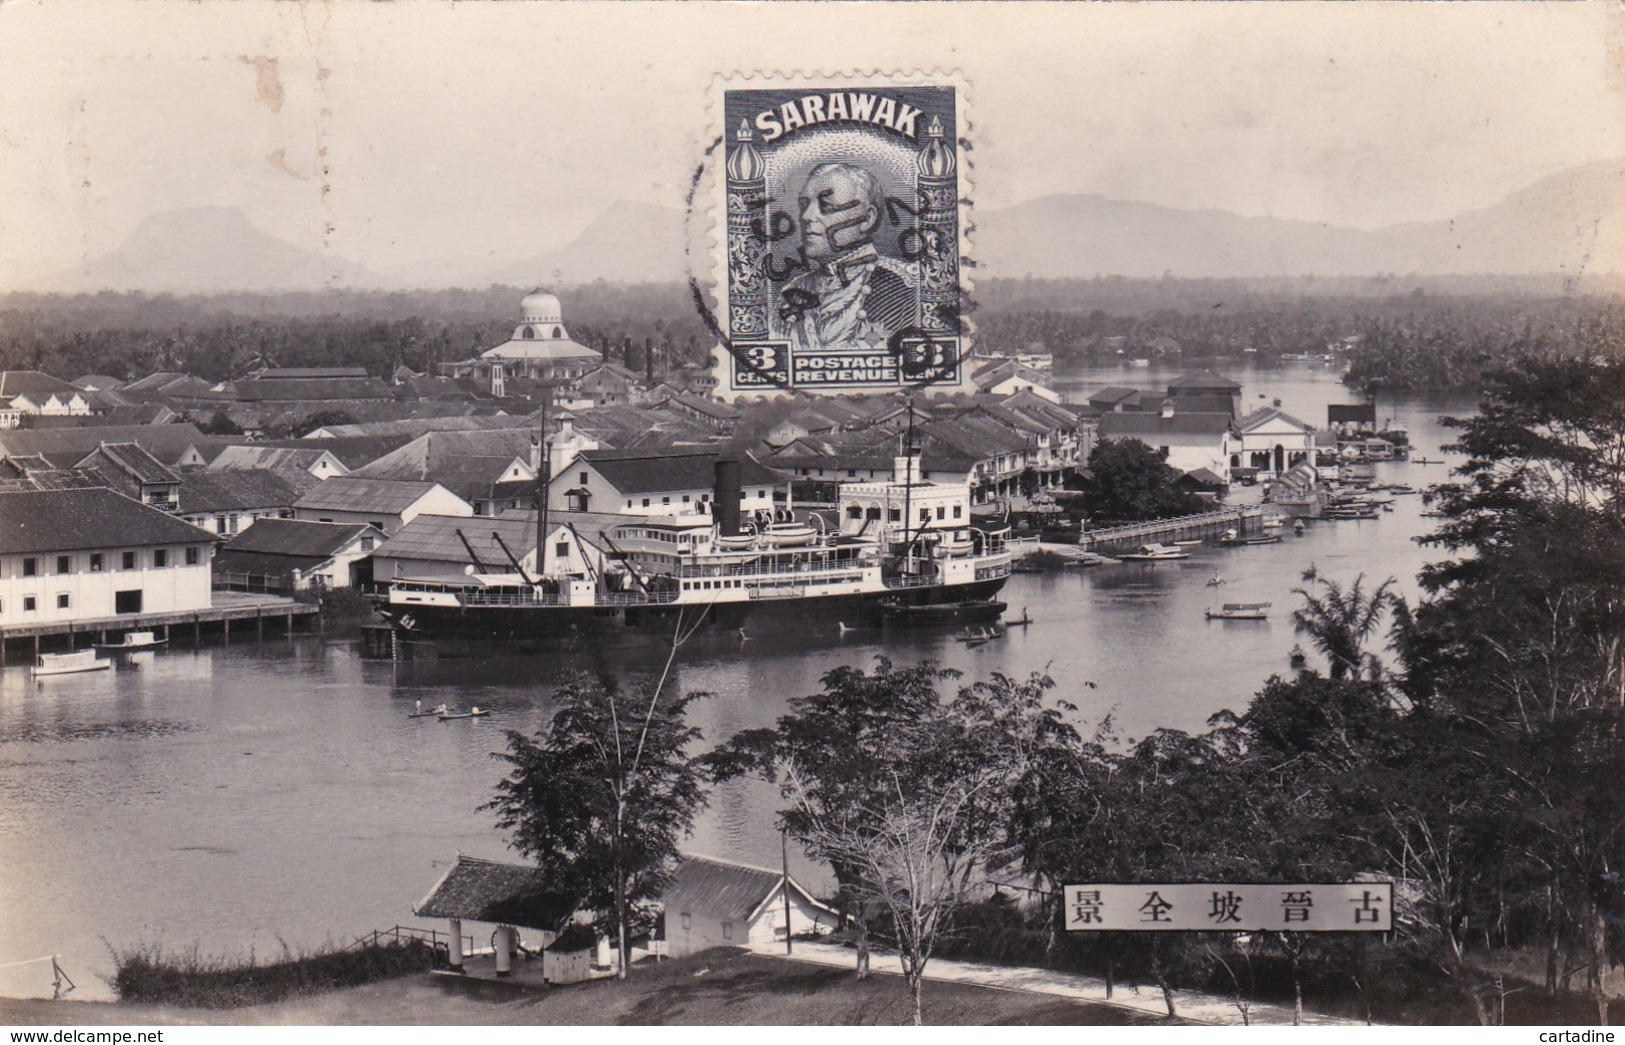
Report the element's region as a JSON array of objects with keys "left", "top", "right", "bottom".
[{"left": 0, "top": 950, "right": 1169, "bottom": 1027}]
